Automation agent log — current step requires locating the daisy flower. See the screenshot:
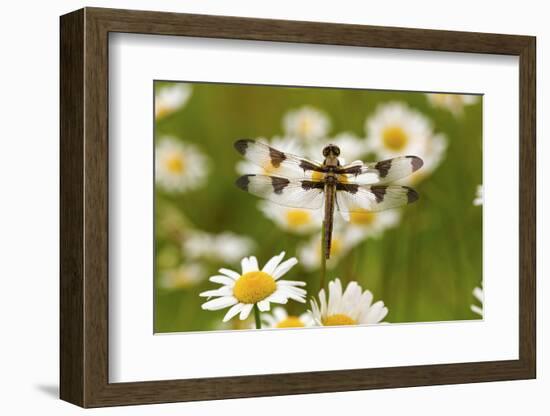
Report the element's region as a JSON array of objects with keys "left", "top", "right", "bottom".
[
  {"left": 183, "top": 231, "right": 255, "bottom": 264},
  {"left": 365, "top": 102, "right": 447, "bottom": 184},
  {"left": 155, "top": 137, "right": 209, "bottom": 193},
  {"left": 236, "top": 136, "right": 304, "bottom": 176},
  {"left": 310, "top": 278, "right": 388, "bottom": 326},
  {"left": 298, "top": 228, "right": 359, "bottom": 270},
  {"left": 260, "top": 307, "right": 315, "bottom": 329},
  {"left": 258, "top": 202, "right": 322, "bottom": 235},
  {"left": 471, "top": 285, "right": 484, "bottom": 317},
  {"left": 200, "top": 252, "right": 307, "bottom": 322},
  {"left": 425, "top": 93, "right": 480, "bottom": 117},
  {"left": 343, "top": 209, "right": 401, "bottom": 244},
  {"left": 473, "top": 184, "right": 483, "bottom": 206},
  {"left": 283, "top": 106, "right": 331, "bottom": 142},
  {"left": 159, "top": 263, "right": 205, "bottom": 290},
  {"left": 155, "top": 83, "right": 192, "bottom": 120}
]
